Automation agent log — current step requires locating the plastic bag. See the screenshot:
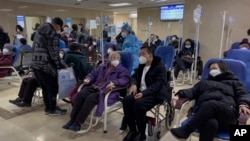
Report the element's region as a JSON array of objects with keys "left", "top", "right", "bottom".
[
  {"left": 58, "top": 67, "right": 76, "bottom": 99},
  {"left": 193, "top": 4, "right": 203, "bottom": 24}
]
